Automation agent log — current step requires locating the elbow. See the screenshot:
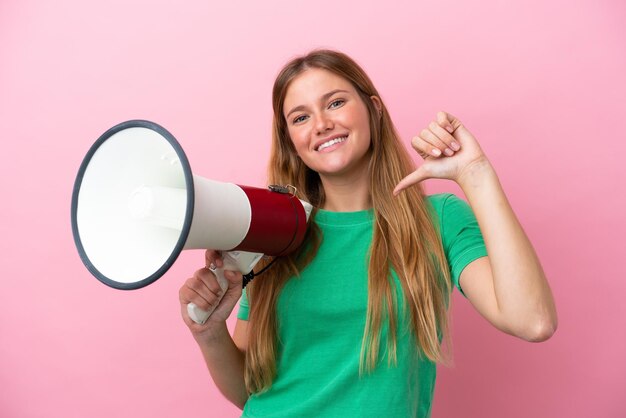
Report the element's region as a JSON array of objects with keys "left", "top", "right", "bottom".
[{"left": 523, "top": 316, "right": 558, "bottom": 342}]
